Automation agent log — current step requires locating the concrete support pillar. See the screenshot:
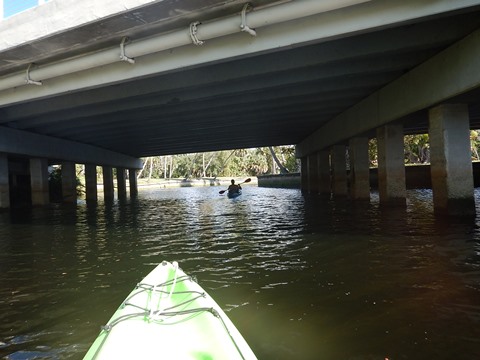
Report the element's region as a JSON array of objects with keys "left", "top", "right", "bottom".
[
  {"left": 307, "top": 153, "right": 319, "bottom": 194},
  {"left": 129, "top": 169, "right": 138, "bottom": 197},
  {"left": 349, "top": 137, "right": 370, "bottom": 200},
  {"left": 61, "top": 162, "right": 77, "bottom": 203},
  {"left": 30, "top": 158, "right": 49, "bottom": 205},
  {"left": 318, "top": 150, "right": 331, "bottom": 197},
  {"left": 429, "top": 104, "right": 475, "bottom": 216},
  {"left": 331, "top": 145, "right": 348, "bottom": 196},
  {"left": 377, "top": 124, "right": 406, "bottom": 204},
  {"left": 0, "top": 153, "right": 10, "bottom": 208},
  {"left": 103, "top": 166, "right": 114, "bottom": 201},
  {"left": 117, "top": 167, "right": 127, "bottom": 200},
  {"left": 85, "top": 164, "right": 97, "bottom": 203},
  {"left": 300, "top": 157, "right": 308, "bottom": 192}
]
